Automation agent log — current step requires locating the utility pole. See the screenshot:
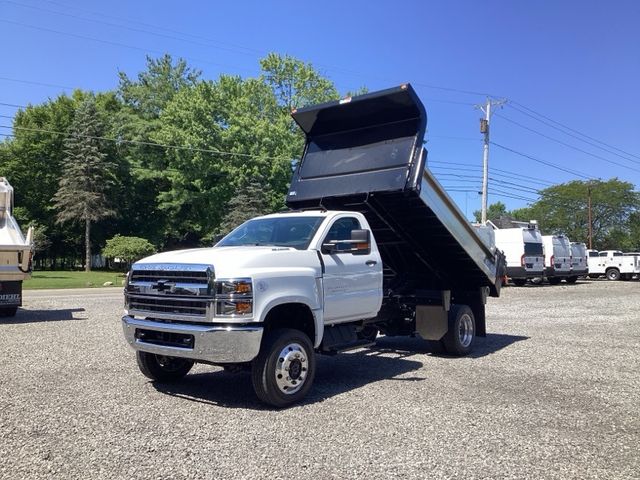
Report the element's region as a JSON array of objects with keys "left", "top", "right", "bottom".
[
  {"left": 587, "top": 185, "right": 593, "bottom": 249},
  {"left": 477, "top": 98, "right": 506, "bottom": 224}
]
